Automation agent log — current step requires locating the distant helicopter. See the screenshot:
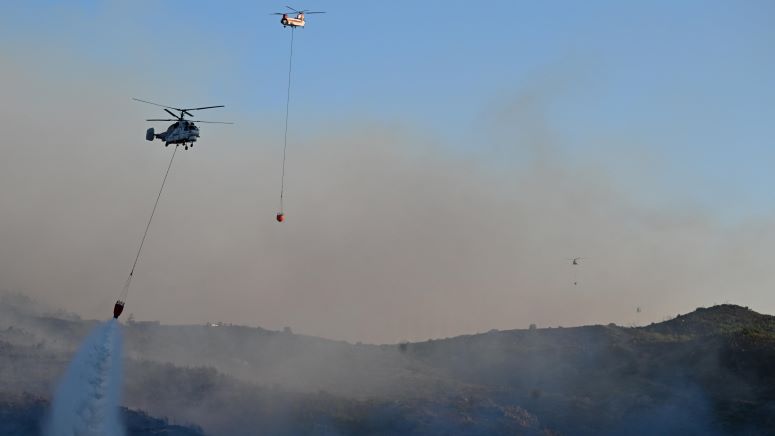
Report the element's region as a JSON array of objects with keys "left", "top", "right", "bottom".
[
  {"left": 272, "top": 6, "right": 325, "bottom": 28},
  {"left": 133, "top": 98, "right": 232, "bottom": 150},
  {"left": 568, "top": 257, "right": 582, "bottom": 266},
  {"left": 567, "top": 257, "right": 583, "bottom": 285}
]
